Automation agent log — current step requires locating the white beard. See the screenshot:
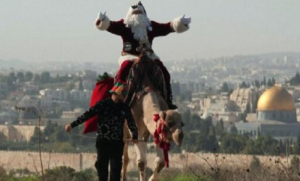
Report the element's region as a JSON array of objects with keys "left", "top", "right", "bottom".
[{"left": 124, "top": 14, "right": 151, "bottom": 41}]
